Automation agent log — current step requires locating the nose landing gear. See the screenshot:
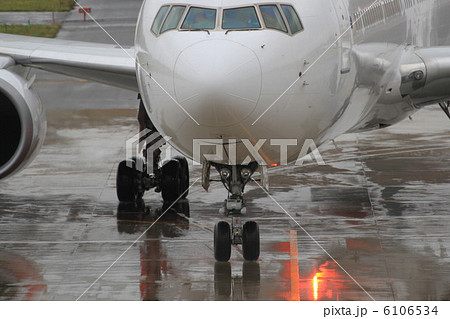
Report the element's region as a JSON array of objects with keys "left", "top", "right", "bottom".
[
  {"left": 214, "top": 218, "right": 260, "bottom": 262},
  {"left": 212, "top": 162, "right": 260, "bottom": 262}
]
